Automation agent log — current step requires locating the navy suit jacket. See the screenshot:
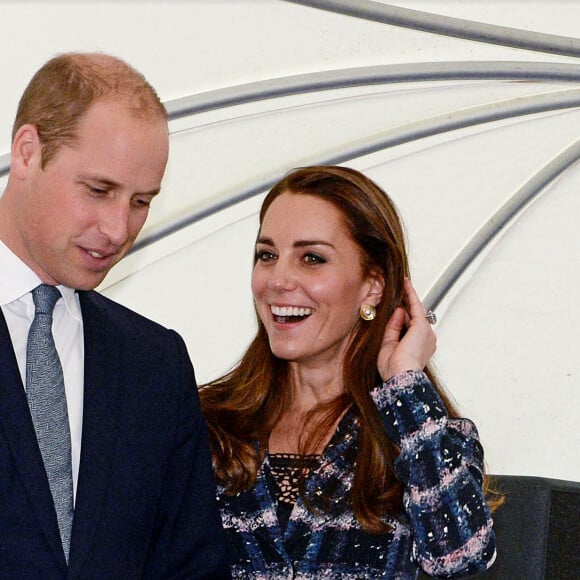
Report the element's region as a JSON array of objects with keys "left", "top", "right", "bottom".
[{"left": 0, "top": 290, "right": 230, "bottom": 579}]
